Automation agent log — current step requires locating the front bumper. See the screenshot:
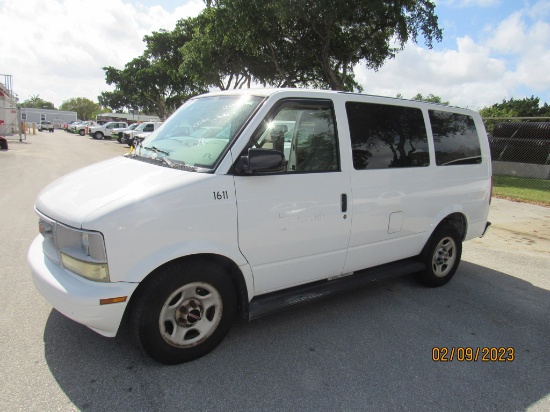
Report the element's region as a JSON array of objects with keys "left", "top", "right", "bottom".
[{"left": 28, "top": 236, "right": 138, "bottom": 337}]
